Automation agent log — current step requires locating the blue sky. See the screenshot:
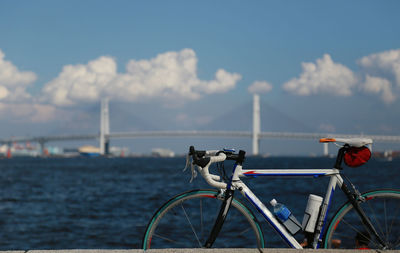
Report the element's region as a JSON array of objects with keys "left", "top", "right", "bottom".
[{"left": 1, "top": 1, "right": 400, "bottom": 155}]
